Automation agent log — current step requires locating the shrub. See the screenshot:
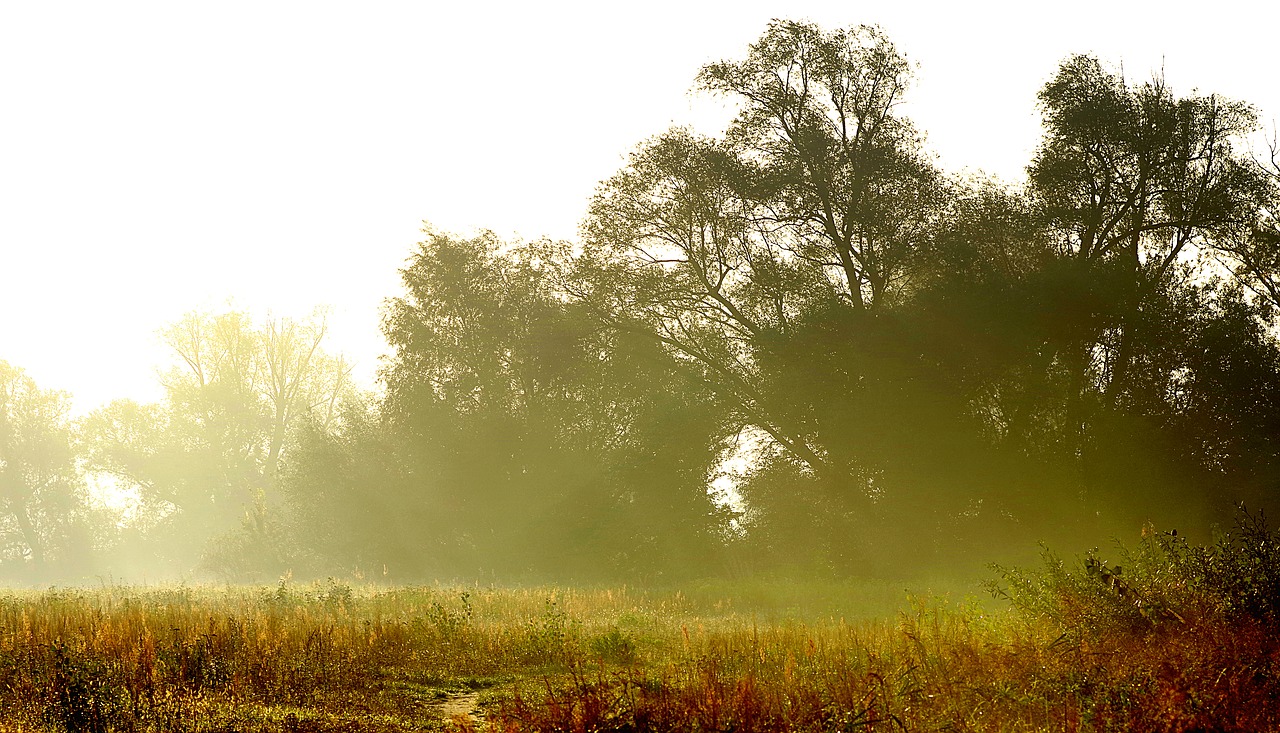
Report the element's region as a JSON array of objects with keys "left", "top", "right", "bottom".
[
  {"left": 1197, "top": 506, "right": 1280, "bottom": 622},
  {"left": 588, "top": 627, "right": 638, "bottom": 665},
  {"left": 985, "top": 505, "right": 1280, "bottom": 639}
]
